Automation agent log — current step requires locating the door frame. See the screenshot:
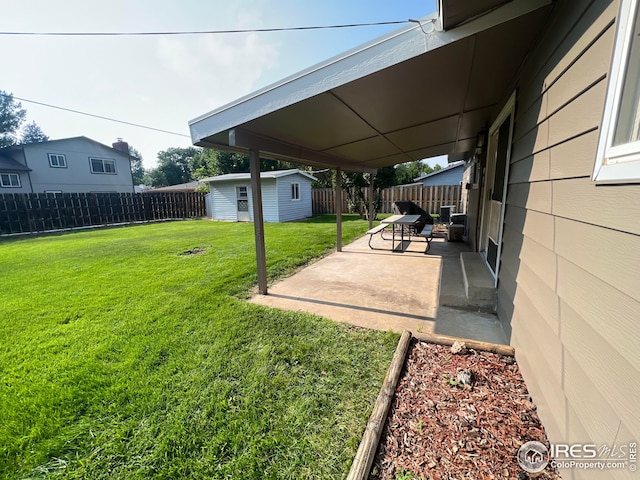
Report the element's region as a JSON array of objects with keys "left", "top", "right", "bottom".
[
  {"left": 478, "top": 91, "right": 516, "bottom": 286},
  {"left": 236, "top": 185, "right": 251, "bottom": 222}
]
